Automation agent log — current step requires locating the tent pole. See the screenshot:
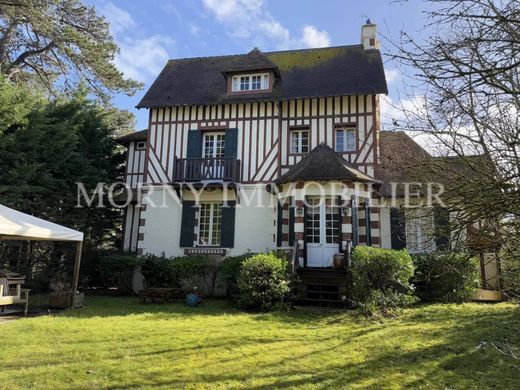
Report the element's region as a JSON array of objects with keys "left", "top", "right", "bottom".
[{"left": 70, "top": 241, "right": 83, "bottom": 308}]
